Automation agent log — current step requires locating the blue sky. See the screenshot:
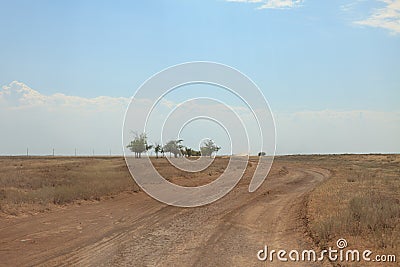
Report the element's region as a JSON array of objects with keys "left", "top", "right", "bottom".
[
  {"left": 1, "top": 0, "right": 399, "bottom": 110},
  {"left": 0, "top": 0, "right": 399, "bottom": 155}
]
